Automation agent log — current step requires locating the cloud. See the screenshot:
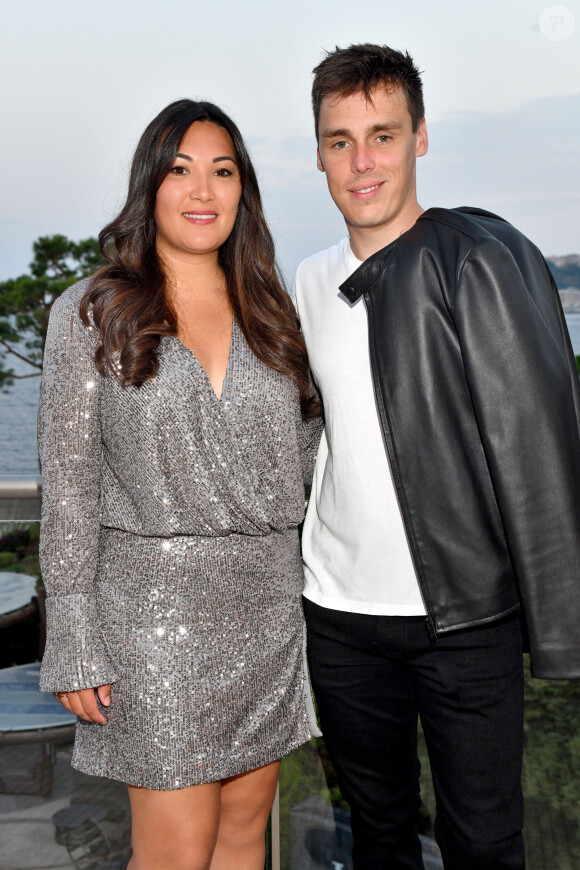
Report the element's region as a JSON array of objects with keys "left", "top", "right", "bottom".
[{"left": 418, "top": 93, "right": 580, "bottom": 253}]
